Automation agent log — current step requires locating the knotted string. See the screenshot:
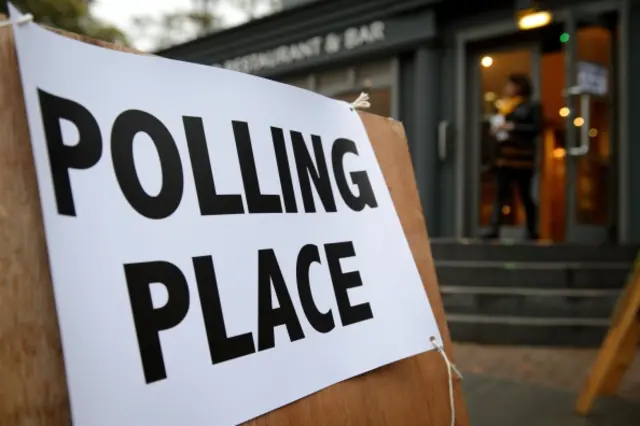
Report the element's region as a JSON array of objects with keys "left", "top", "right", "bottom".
[
  {"left": 350, "top": 92, "right": 370, "bottom": 110},
  {"left": 0, "top": 13, "right": 34, "bottom": 28},
  {"left": 430, "top": 336, "right": 463, "bottom": 426}
]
